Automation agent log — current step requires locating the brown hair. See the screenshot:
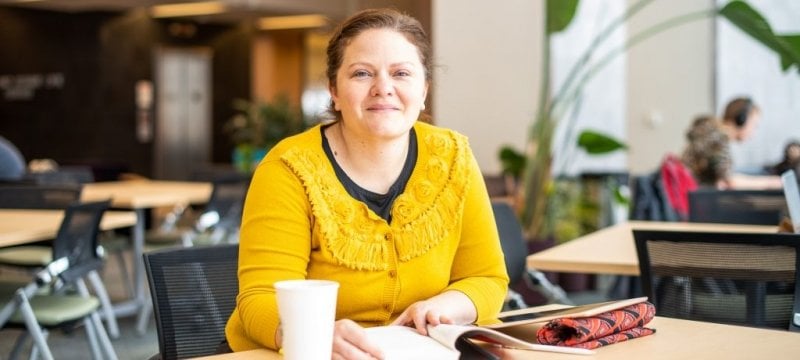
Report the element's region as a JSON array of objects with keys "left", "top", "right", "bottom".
[
  {"left": 722, "top": 97, "right": 756, "bottom": 128},
  {"left": 682, "top": 115, "right": 731, "bottom": 185},
  {"left": 325, "top": 8, "right": 432, "bottom": 121}
]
